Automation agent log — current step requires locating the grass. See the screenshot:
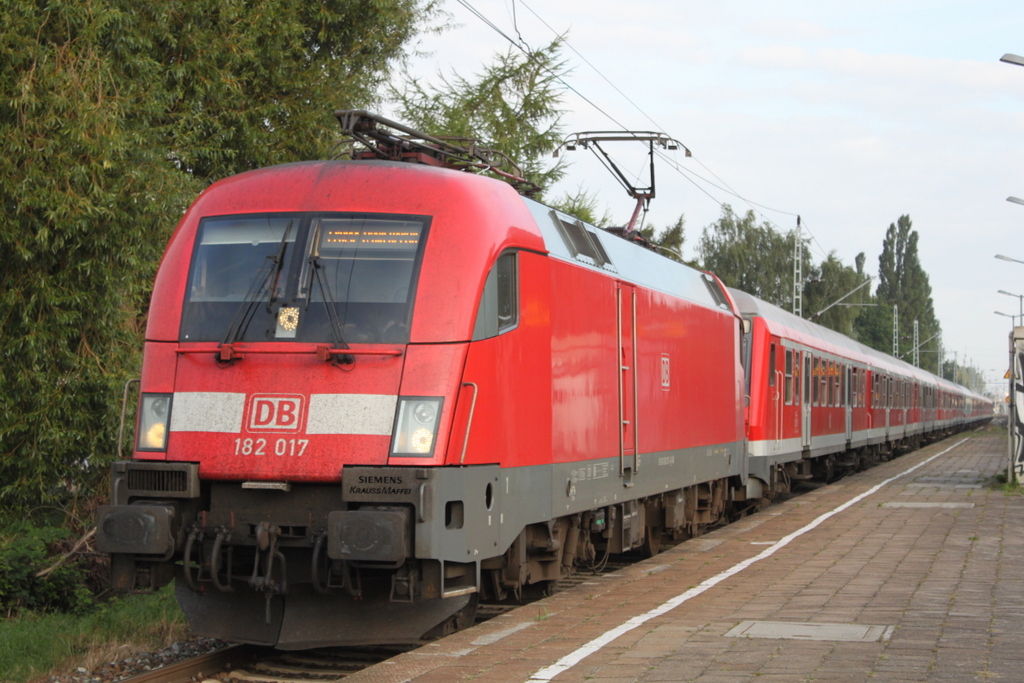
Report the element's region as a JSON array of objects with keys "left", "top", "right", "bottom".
[
  {"left": 988, "top": 471, "right": 1023, "bottom": 495},
  {"left": 0, "top": 586, "right": 188, "bottom": 683}
]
